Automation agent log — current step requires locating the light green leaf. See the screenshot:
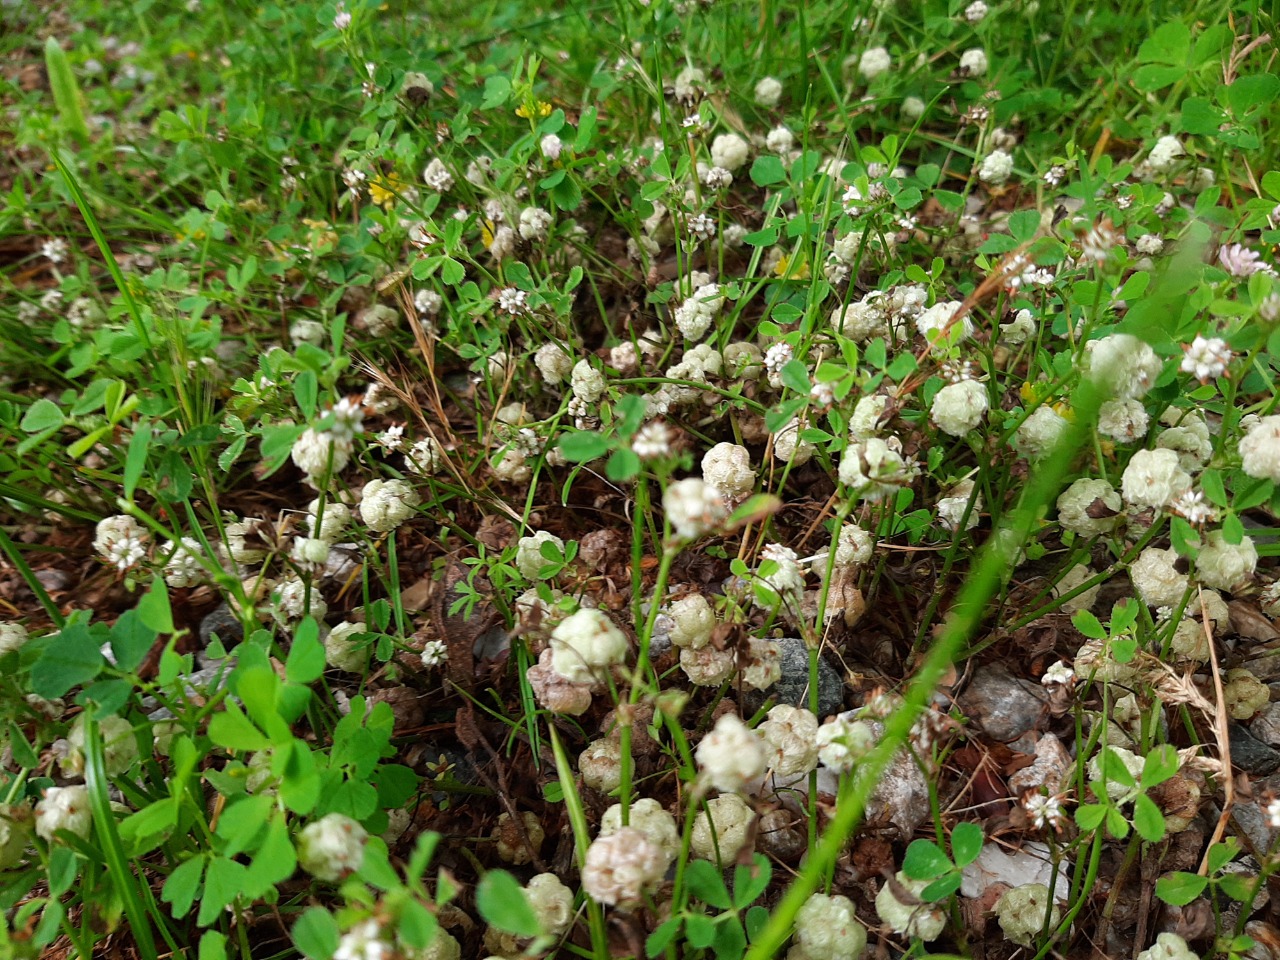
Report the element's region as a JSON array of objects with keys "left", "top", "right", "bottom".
[{"left": 476, "top": 869, "right": 539, "bottom": 937}]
